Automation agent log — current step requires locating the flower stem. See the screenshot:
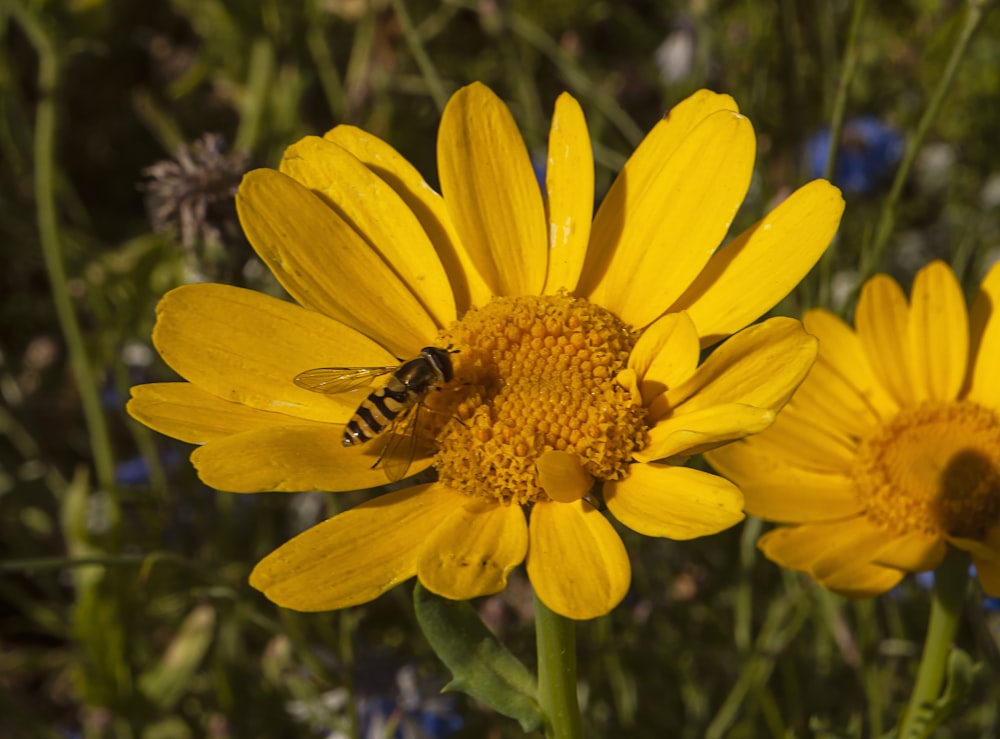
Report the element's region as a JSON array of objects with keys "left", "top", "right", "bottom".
[
  {"left": 9, "top": 0, "right": 117, "bottom": 494},
  {"left": 534, "top": 593, "right": 583, "bottom": 739},
  {"left": 896, "top": 549, "right": 969, "bottom": 739},
  {"left": 861, "top": 0, "right": 991, "bottom": 282}
]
